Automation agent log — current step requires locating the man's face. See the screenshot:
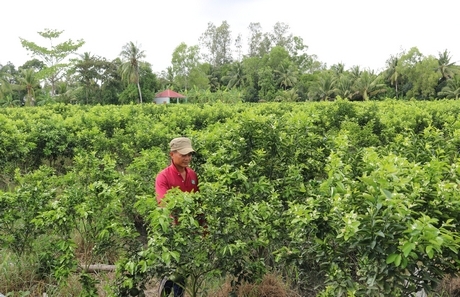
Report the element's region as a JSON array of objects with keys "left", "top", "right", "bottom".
[{"left": 170, "top": 151, "right": 193, "bottom": 169}]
